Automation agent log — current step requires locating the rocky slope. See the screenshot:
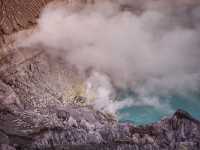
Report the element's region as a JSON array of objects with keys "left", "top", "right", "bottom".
[
  {"left": 0, "top": 0, "right": 55, "bottom": 45},
  {"left": 0, "top": 38, "right": 199, "bottom": 150},
  {"left": 0, "top": 0, "right": 200, "bottom": 150},
  {"left": 0, "top": 79, "right": 200, "bottom": 150}
]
